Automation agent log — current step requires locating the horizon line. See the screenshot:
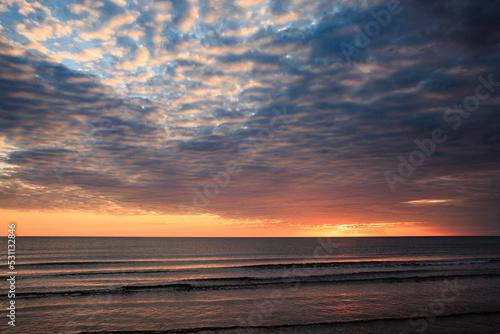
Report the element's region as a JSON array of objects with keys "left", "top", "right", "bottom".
[{"left": 4, "top": 235, "right": 500, "bottom": 238}]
